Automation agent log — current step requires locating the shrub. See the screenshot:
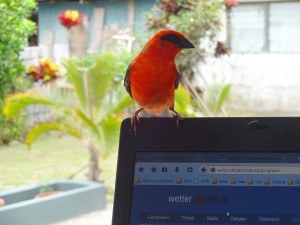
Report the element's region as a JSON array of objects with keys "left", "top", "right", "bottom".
[
  {"left": 0, "top": 0, "right": 36, "bottom": 99},
  {"left": 0, "top": 0, "right": 36, "bottom": 145}
]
